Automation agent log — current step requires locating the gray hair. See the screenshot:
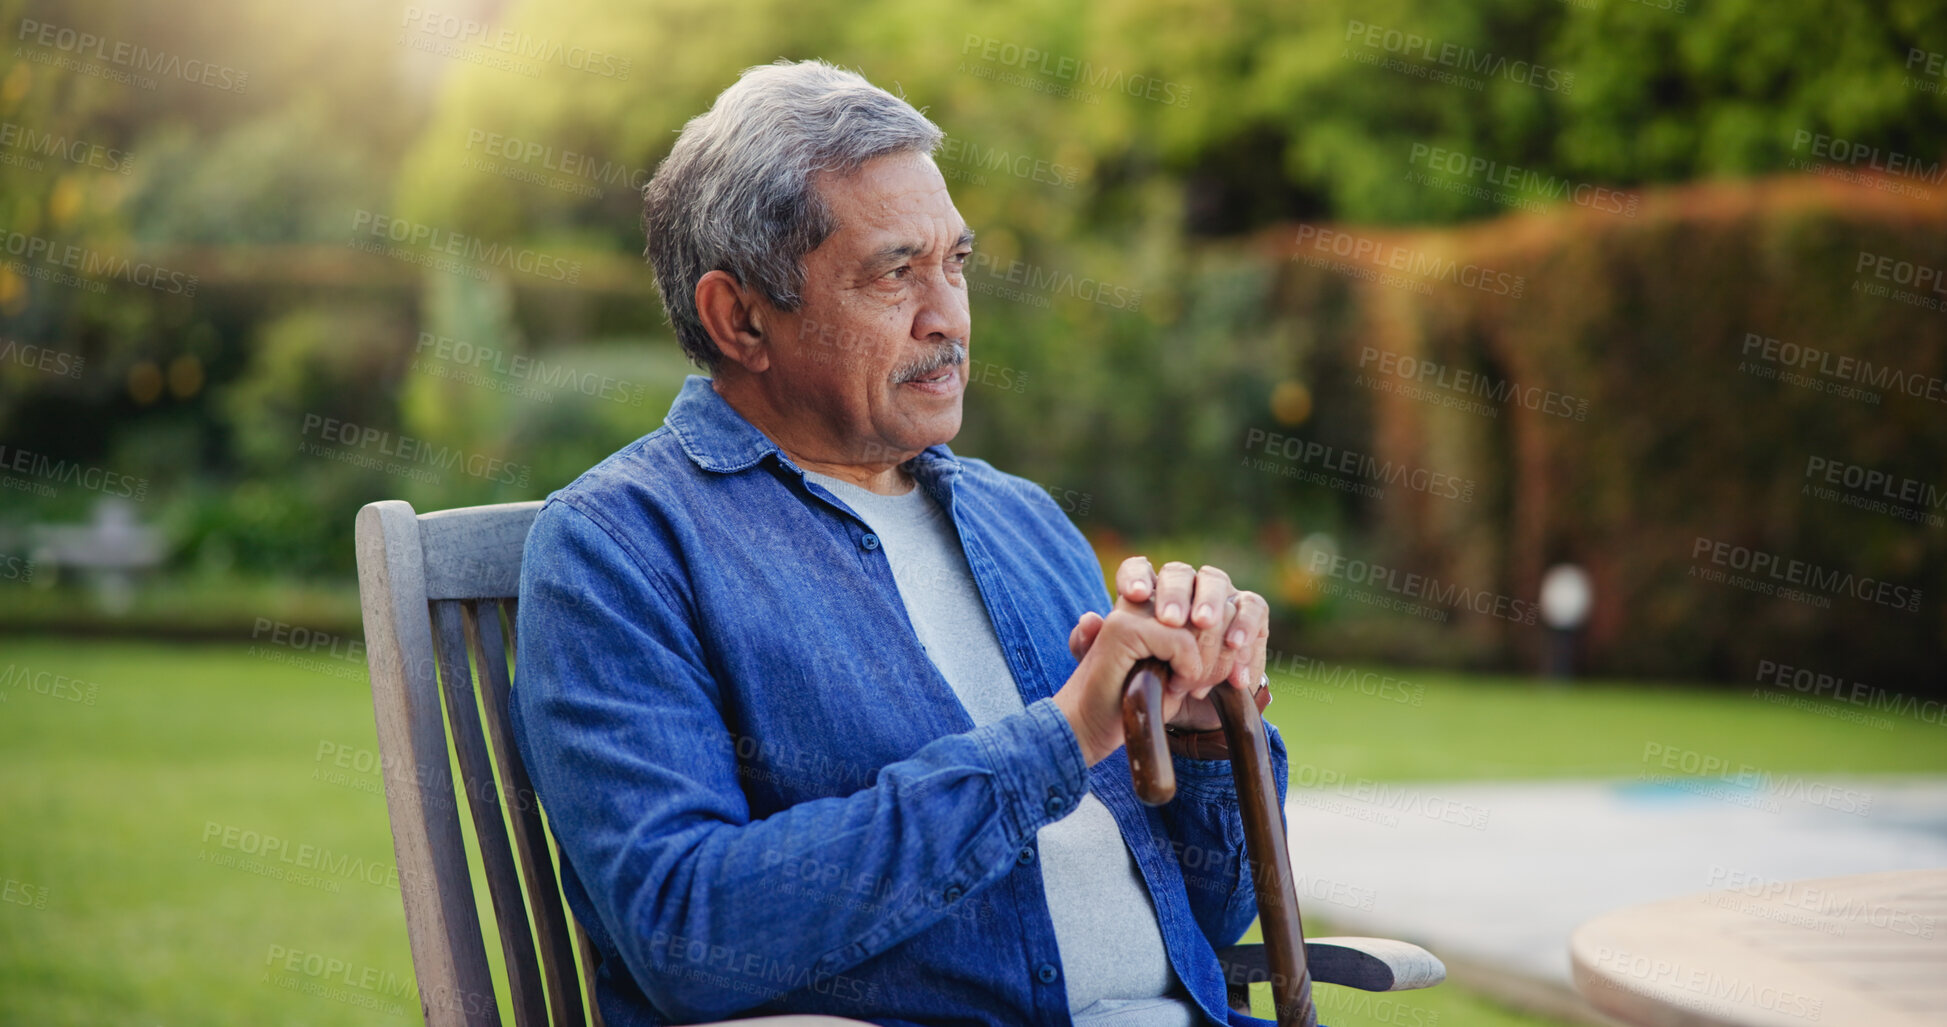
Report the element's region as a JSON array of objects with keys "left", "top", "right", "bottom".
[{"left": 642, "top": 59, "right": 945, "bottom": 370}]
